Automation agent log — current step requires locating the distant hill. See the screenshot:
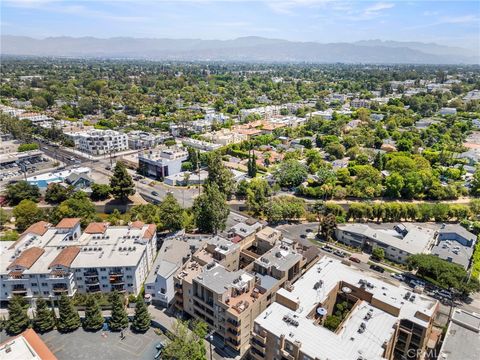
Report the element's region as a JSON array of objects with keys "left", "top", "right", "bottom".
[{"left": 1, "top": 35, "right": 478, "bottom": 64}]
